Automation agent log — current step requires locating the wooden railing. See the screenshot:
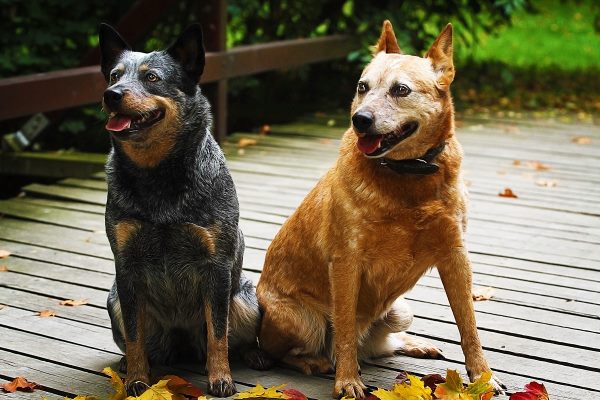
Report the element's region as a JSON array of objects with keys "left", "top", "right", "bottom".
[{"left": 0, "top": 0, "right": 356, "bottom": 142}]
